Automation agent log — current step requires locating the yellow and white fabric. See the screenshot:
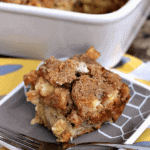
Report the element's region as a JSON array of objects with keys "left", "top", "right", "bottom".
[
  {"left": 0, "top": 58, "right": 41, "bottom": 97},
  {"left": 114, "top": 54, "right": 150, "bottom": 86}
]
